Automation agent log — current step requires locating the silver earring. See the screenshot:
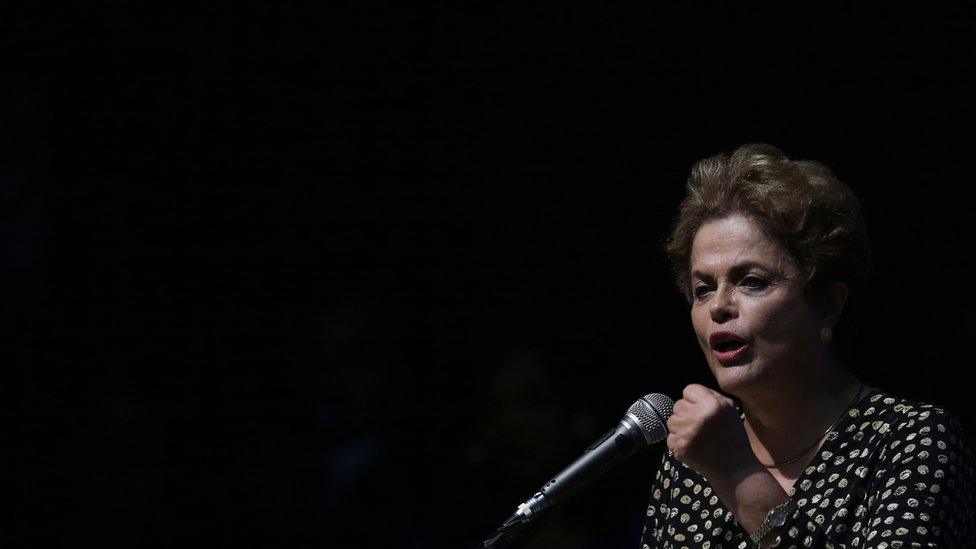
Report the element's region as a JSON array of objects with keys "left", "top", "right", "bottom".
[{"left": 820, "top": 327, "right": 833, "bottom": 344}]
